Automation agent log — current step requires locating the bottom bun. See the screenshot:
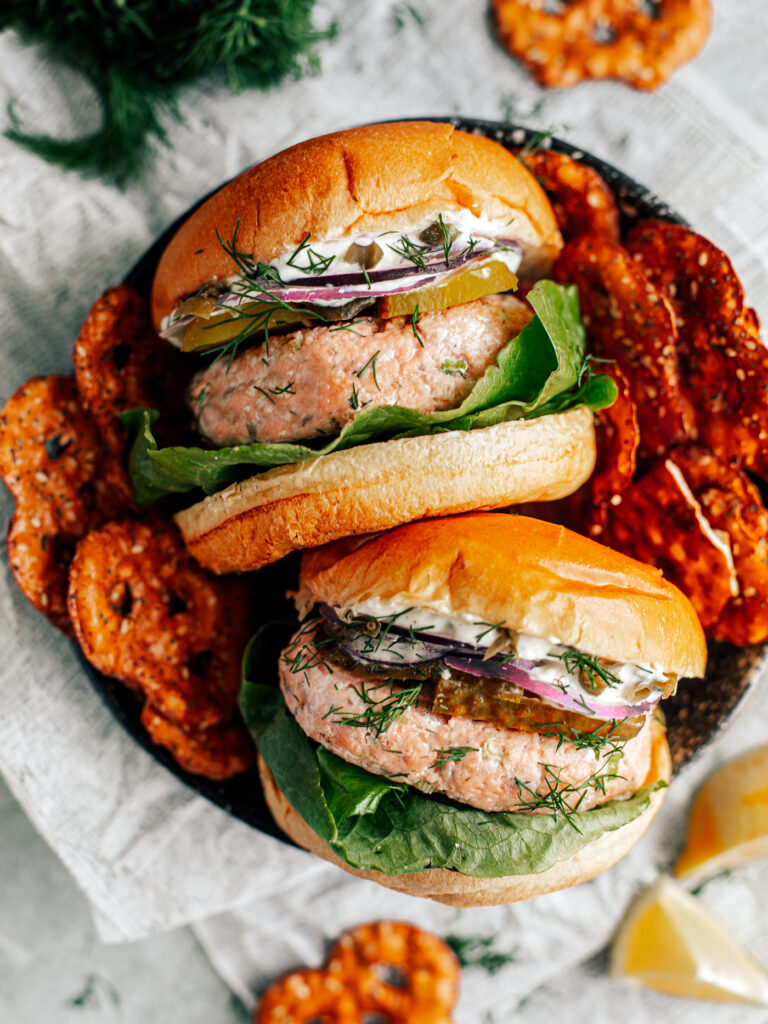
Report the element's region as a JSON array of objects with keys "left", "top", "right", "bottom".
[
  {"left": 257, "top": 717, "right": 671, "bottom": 907},
  {"left": 175, "top": 406, "right": 595, "bottom": 573}
]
